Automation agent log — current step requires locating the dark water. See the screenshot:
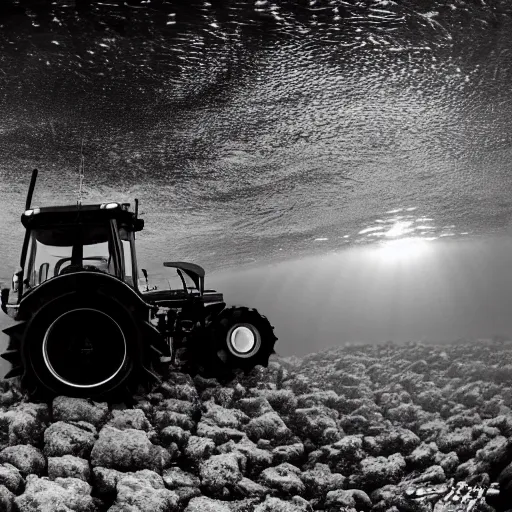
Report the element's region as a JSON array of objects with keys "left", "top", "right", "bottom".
[{"left": 1, "top": 1, "right": 512, "bottom": 376}]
